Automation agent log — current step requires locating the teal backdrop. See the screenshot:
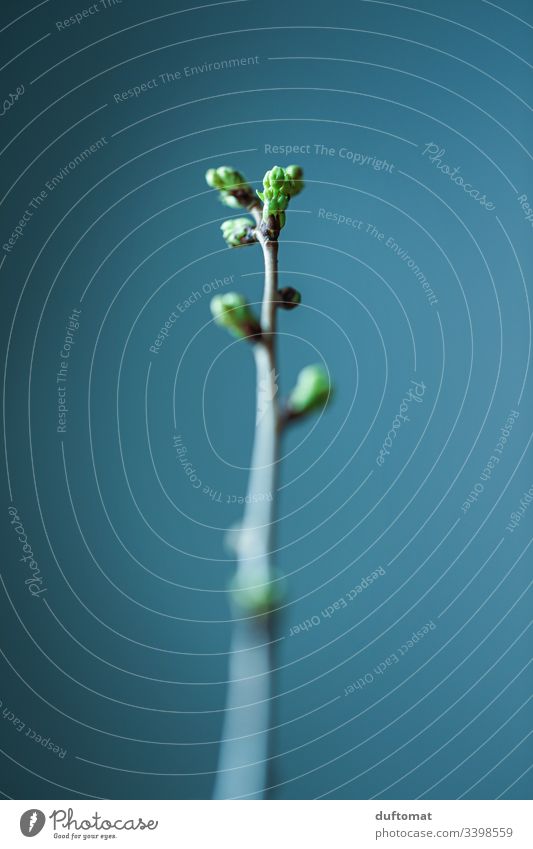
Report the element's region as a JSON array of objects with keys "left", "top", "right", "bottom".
[{"left": 0, "top": 0, "right": 532, "bottom": 800}]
